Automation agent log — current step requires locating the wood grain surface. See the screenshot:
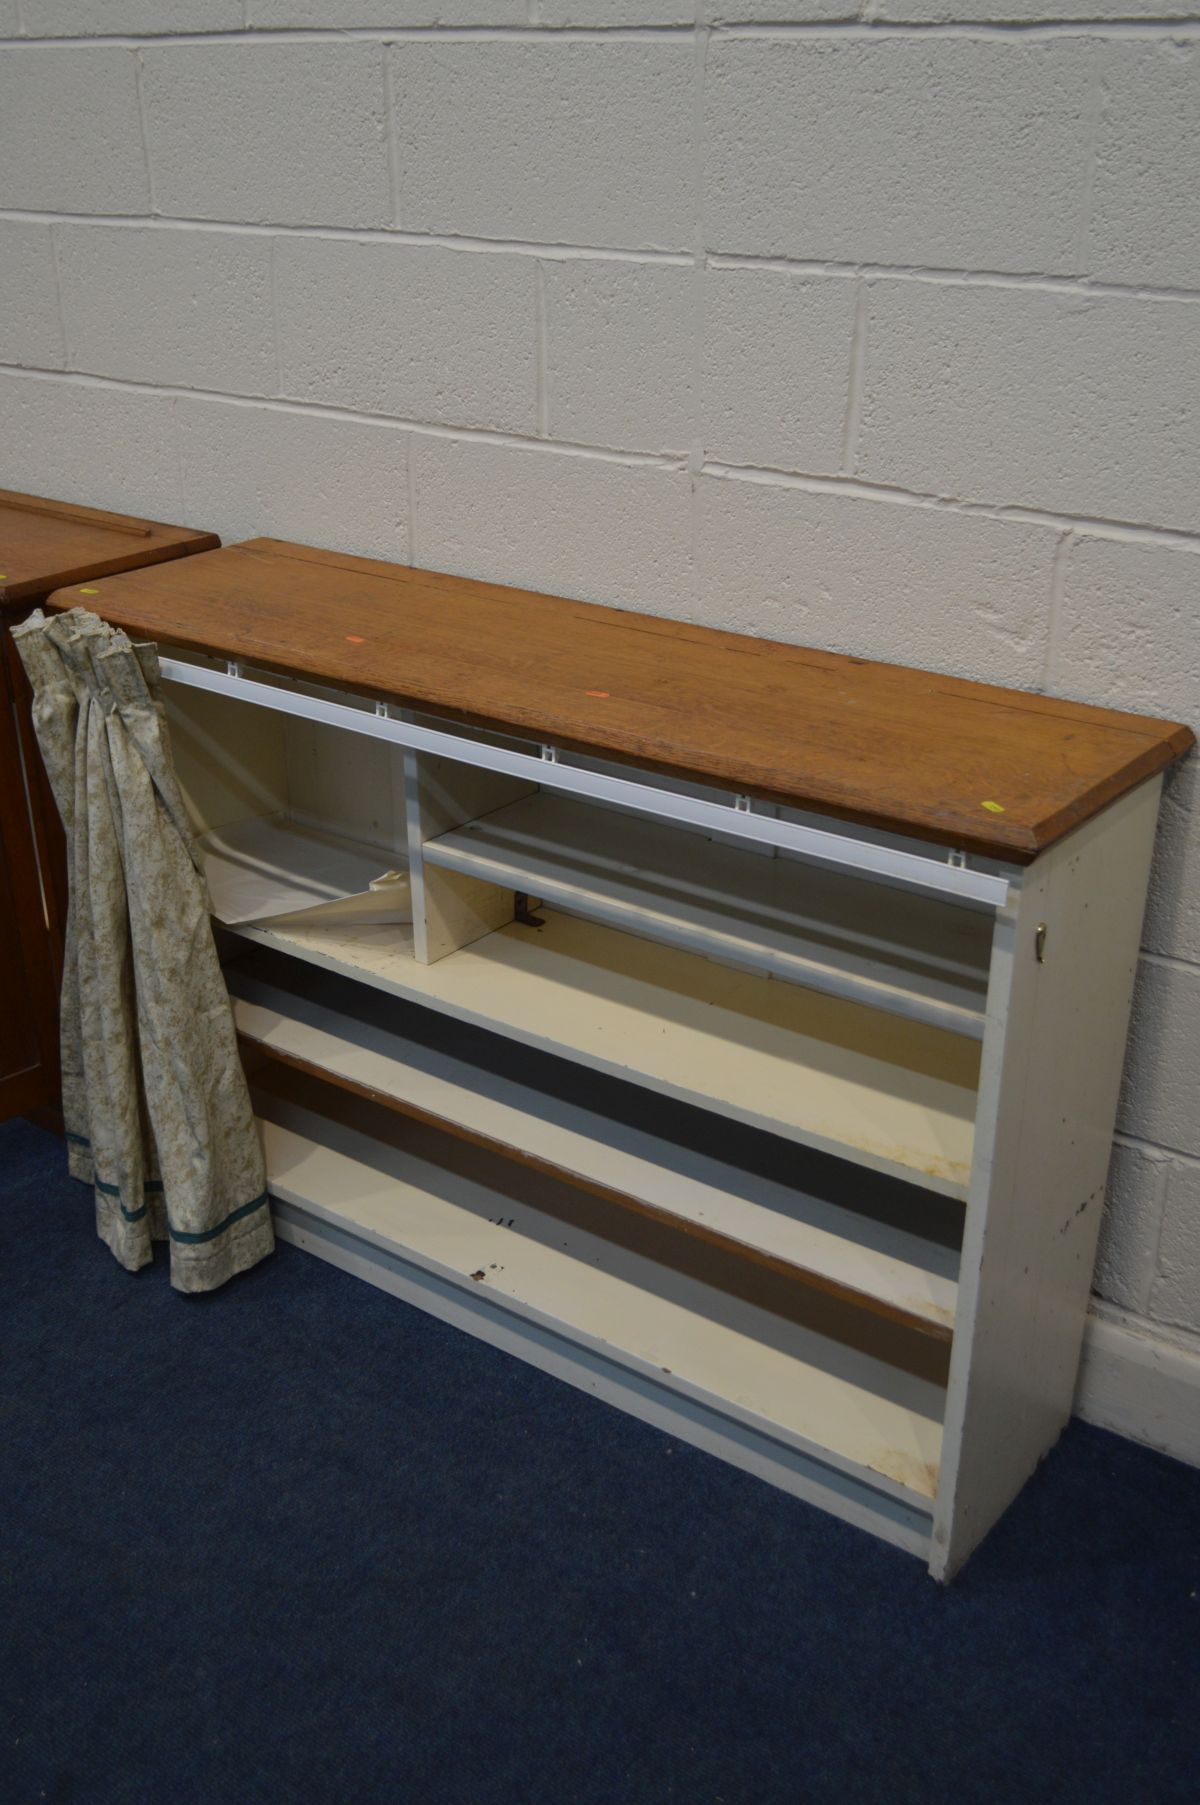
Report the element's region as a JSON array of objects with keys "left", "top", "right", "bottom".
[
  {"left": 0, "top": 489, "right": 219, "bottom": 608},
  {"left": 47, "top": 535, "right": 1194, "bottom": 861}
]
